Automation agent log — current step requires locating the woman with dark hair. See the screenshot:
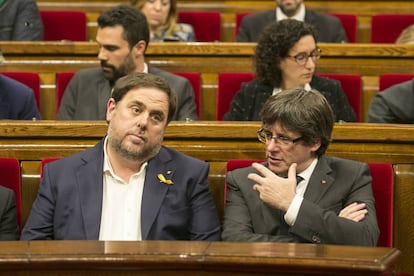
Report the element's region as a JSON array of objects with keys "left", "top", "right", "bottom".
[
  {"left": 131, "top": 0, "right": 195, "bottom": 42},
  {"left": 224, "top": 19, "right": 356, "bottom": 122}
]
